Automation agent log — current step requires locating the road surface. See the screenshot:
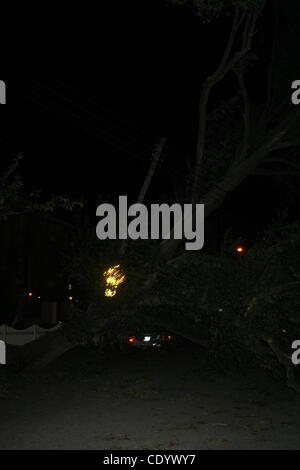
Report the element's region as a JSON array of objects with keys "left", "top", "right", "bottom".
[{"left": 0, "top": 345, "right": 300, "bottom": 449}]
